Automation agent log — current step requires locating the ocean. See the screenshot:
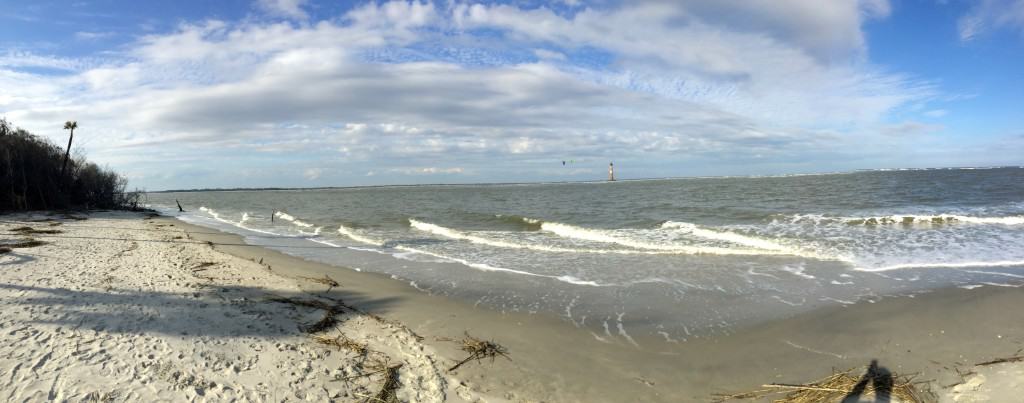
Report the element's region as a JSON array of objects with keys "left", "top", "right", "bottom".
[{"left": 147, "top": 167, "right": 1024, "bottom": 345}]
